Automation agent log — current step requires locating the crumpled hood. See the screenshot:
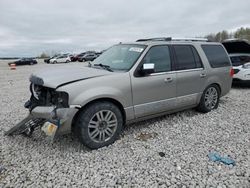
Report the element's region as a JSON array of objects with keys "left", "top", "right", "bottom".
[{"left": 30, "top": 64, "right": 112, "bottom": 88}]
